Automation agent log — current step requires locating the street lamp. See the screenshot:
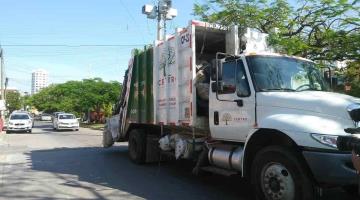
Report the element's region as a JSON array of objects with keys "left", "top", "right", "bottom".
[{"left": 142, "top": 0, "right": 177, "bottom": 41}]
